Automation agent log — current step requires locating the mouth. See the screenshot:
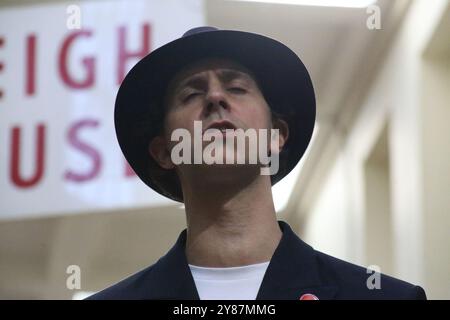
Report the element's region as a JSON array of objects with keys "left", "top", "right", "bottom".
[{"left": 203, "top": 120, "right": 237, "bottom": 135}]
